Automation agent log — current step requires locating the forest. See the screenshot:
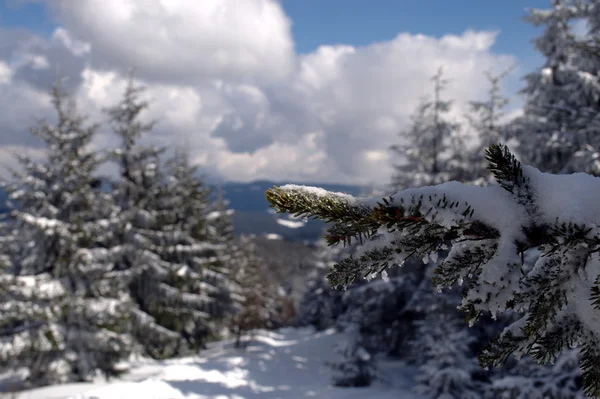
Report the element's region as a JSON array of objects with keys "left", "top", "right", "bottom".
[{"left": 3, "top": 1, "right": 600, "bottom": 399}]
